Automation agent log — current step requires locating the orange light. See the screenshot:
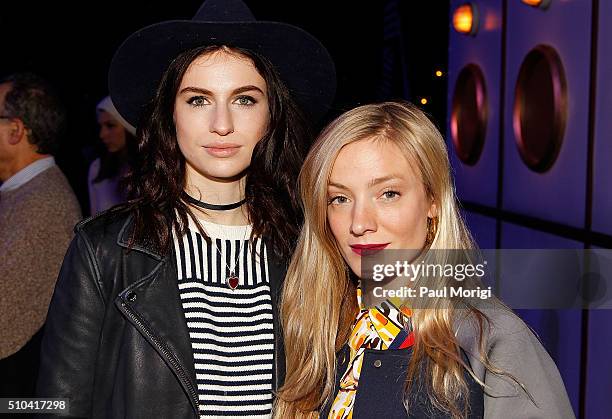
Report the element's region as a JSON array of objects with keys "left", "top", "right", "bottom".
[
  {"left": 435, "top": 70, "right": 443, "bottom": 77},
  {"left": 521, "top": 0, "right": 551, "bottom": 9},
  {"left": 453, "top": 3, "right": 479, "bottom": 36},
  {"left": 420, "top": 98, "right": 428, "bottom": 105}
]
